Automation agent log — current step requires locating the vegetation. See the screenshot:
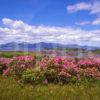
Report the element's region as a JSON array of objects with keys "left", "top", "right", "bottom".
[
  {"left": 0, "top": 76, "right": 100, "bottom": 100},
  {"left": 0, "top": 51, "right": 100, "bottom": 100}
]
